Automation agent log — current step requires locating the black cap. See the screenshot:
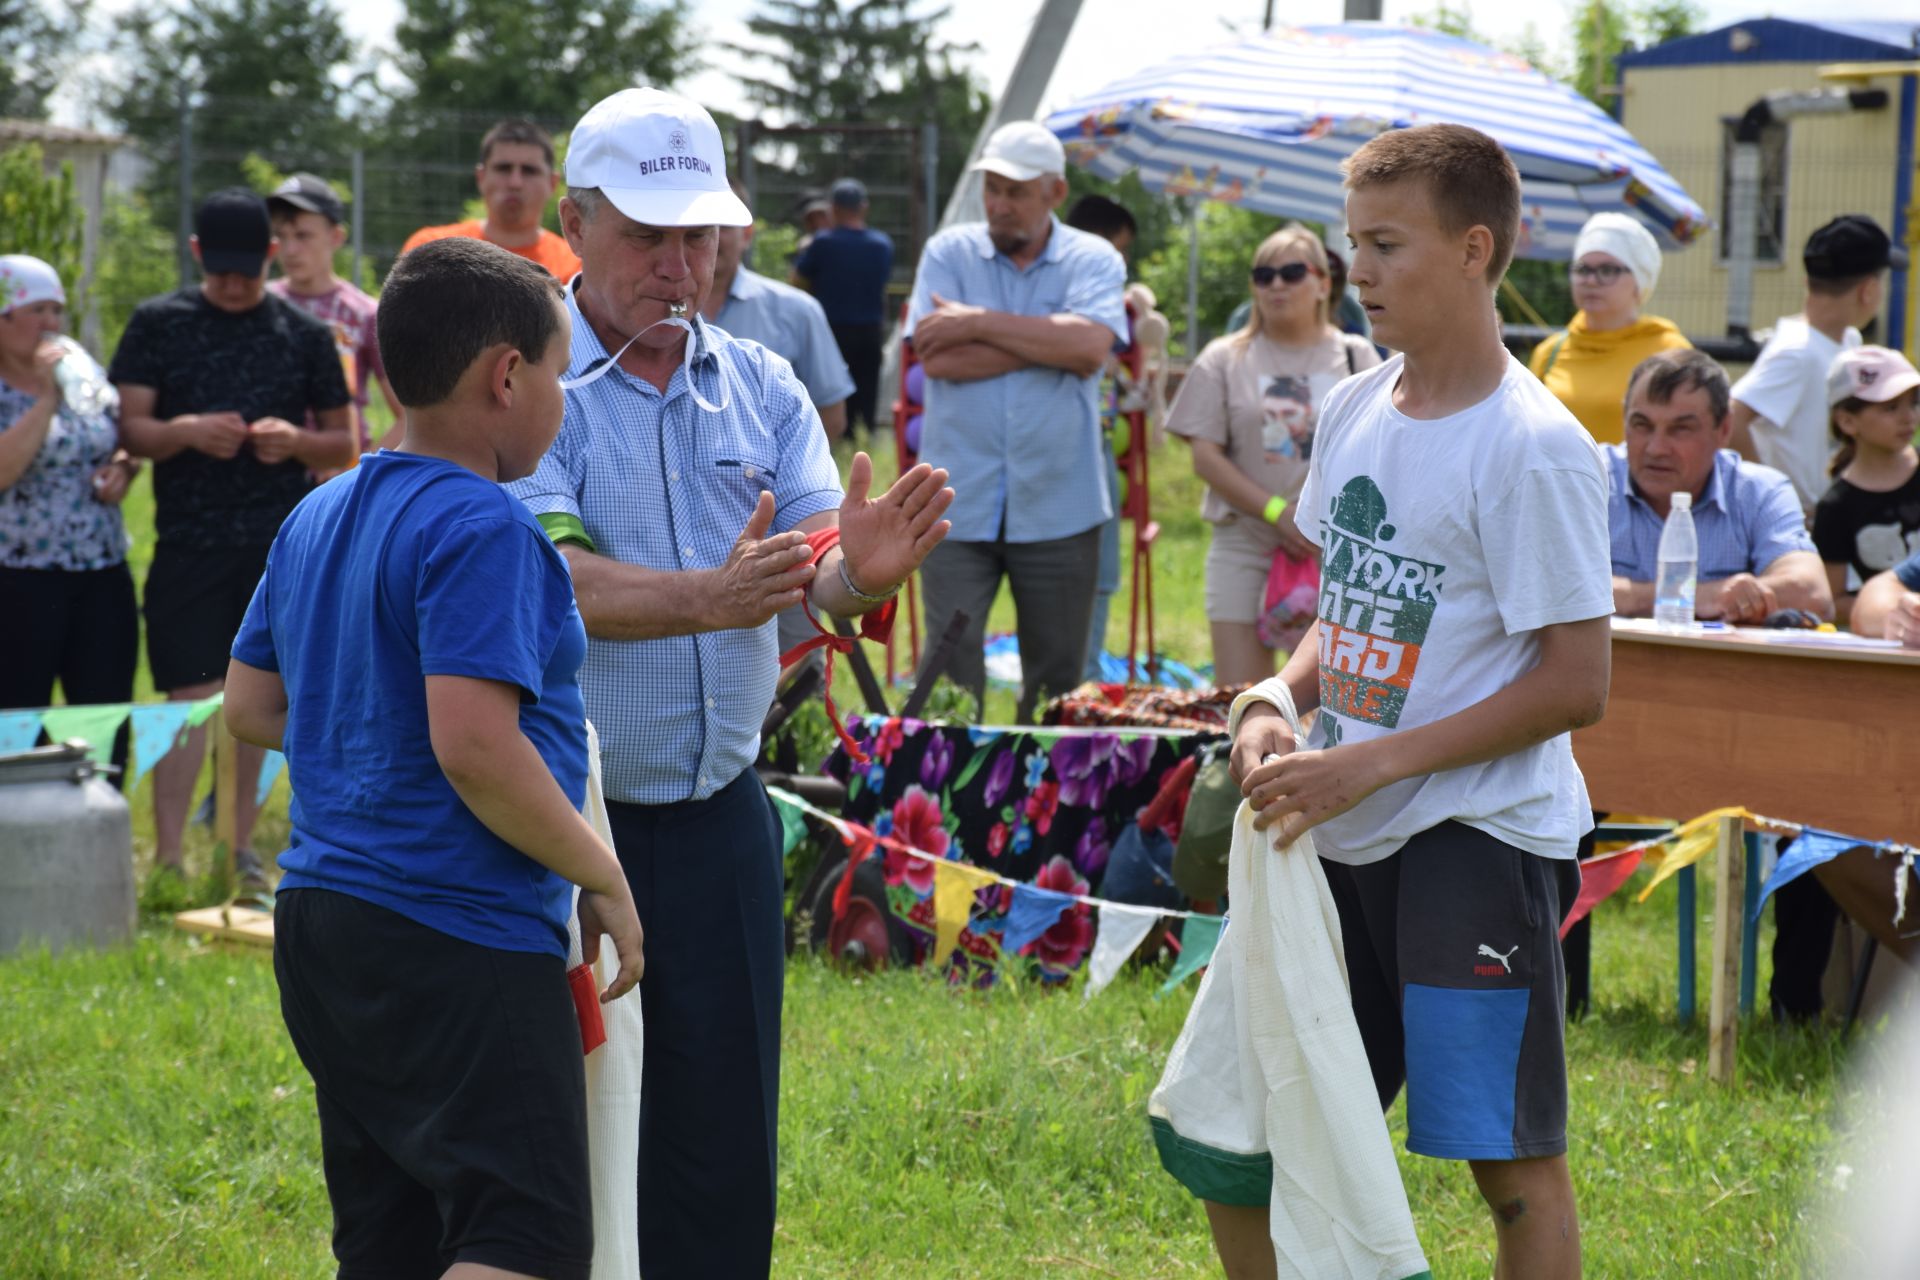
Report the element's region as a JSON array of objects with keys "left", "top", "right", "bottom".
[
  {"left": 830, "top": 177, "right": 867, "bottom": 209},
  {"left": 195, "top": 188, "right": 272, "bottom": 275},
  {"left": 266, "top": 172, "right": 346, "bottom": 225},
  {"left": 1804, "top": 214, "right": 1909, "bottom": 280}
]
